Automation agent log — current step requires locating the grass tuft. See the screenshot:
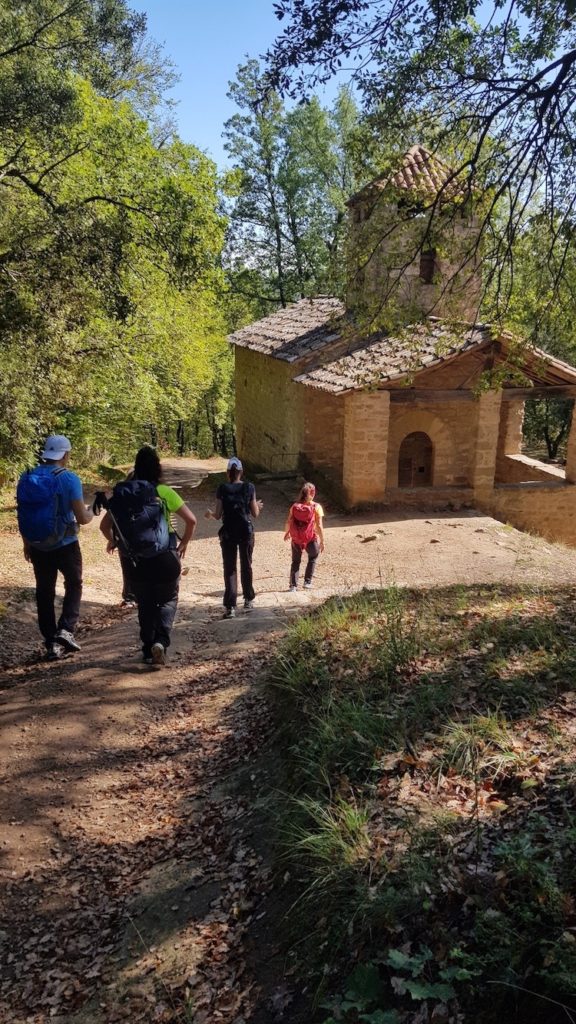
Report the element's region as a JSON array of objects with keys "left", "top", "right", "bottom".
[{"left": 266, "top": 583, "right": 576, "bottom": 1024}]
